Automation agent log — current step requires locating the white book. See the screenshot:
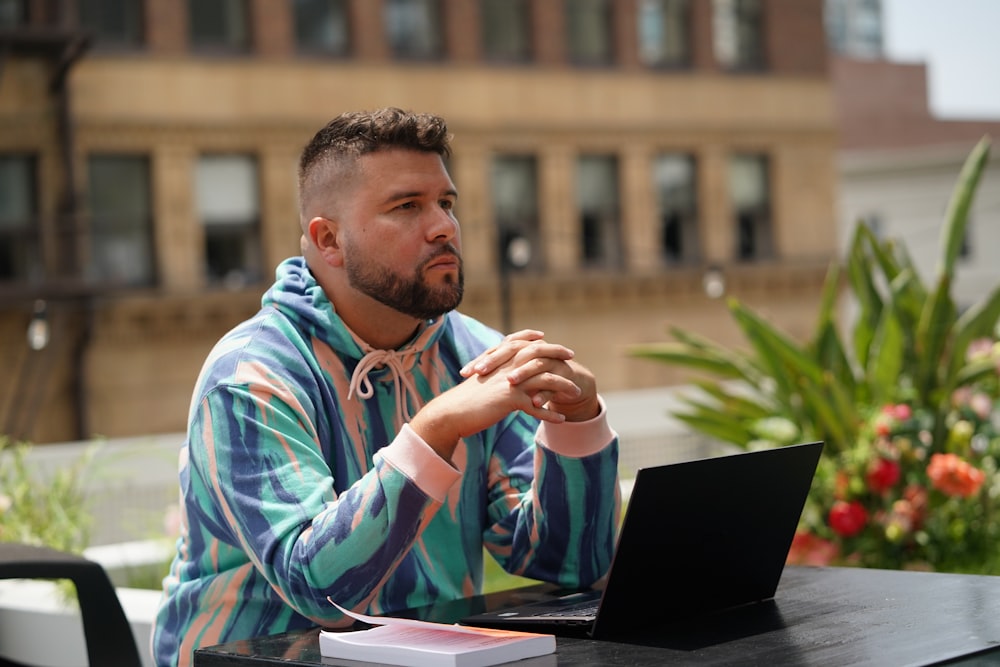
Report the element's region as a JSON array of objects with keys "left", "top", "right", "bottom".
[{"left": 320, "top": 602, "right": 557, "bottom": 667}]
